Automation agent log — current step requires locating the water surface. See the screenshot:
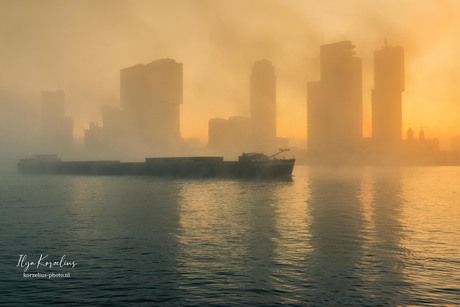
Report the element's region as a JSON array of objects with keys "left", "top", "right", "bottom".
[{"left": 1, "top": 166, "right": 459, "bottom": 305}]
